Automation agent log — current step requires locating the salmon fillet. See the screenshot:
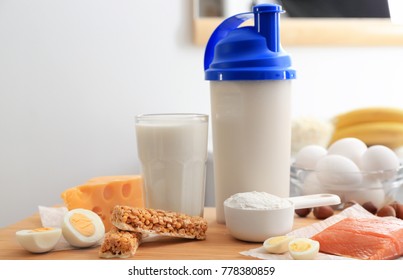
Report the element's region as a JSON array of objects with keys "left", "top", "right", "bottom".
[{"left": 311, "top": 217, "right": 403, "bottom": 260}]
